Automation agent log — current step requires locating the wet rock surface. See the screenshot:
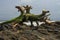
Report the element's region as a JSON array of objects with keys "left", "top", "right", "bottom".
[{"left": 0, "top": 22, "right": 60, "bottom": 40}]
